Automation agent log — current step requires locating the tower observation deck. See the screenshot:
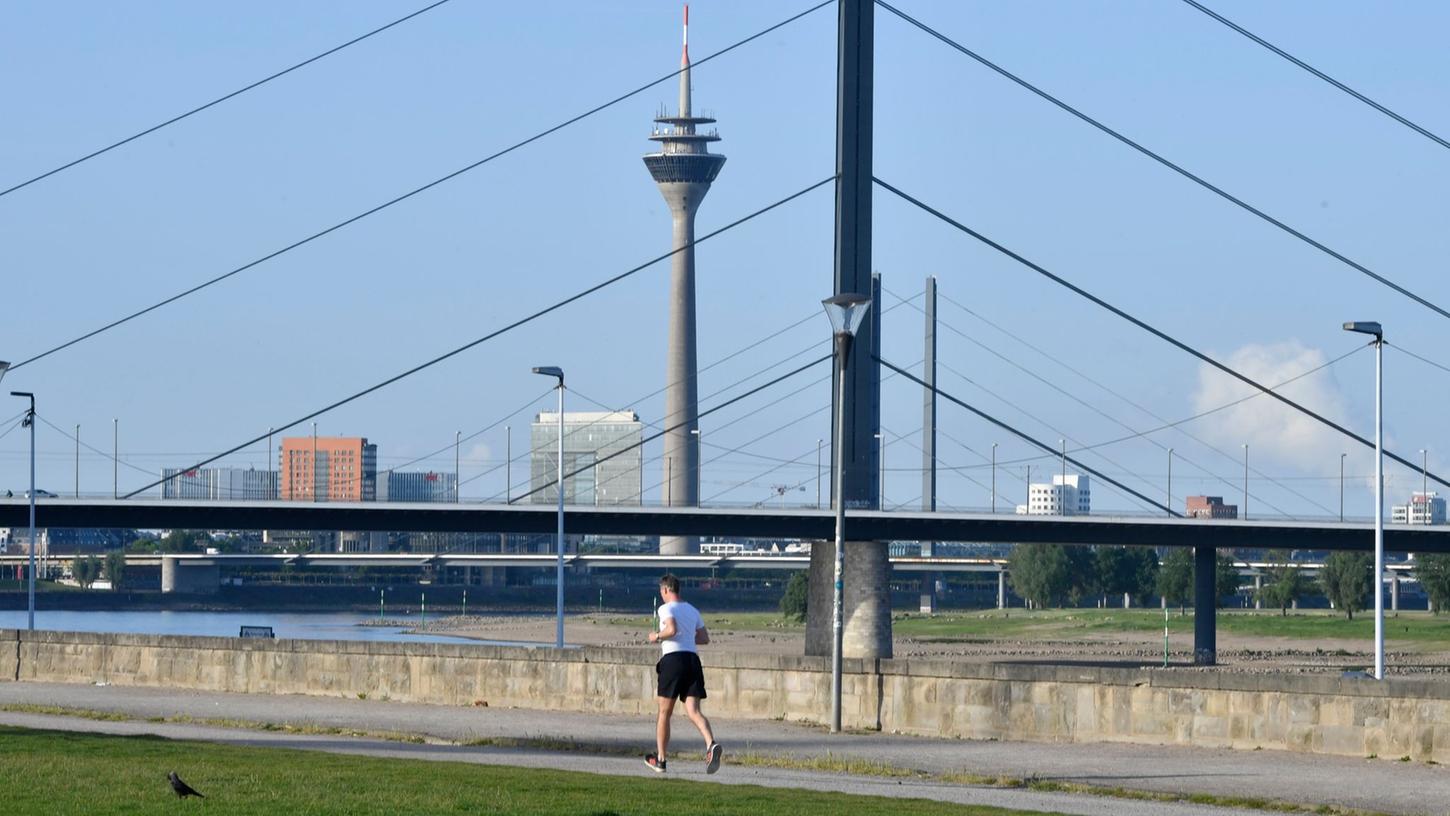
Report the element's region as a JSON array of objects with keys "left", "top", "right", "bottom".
[{"left": 644, "top": 5, "right": 725, "bottom": 555}]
